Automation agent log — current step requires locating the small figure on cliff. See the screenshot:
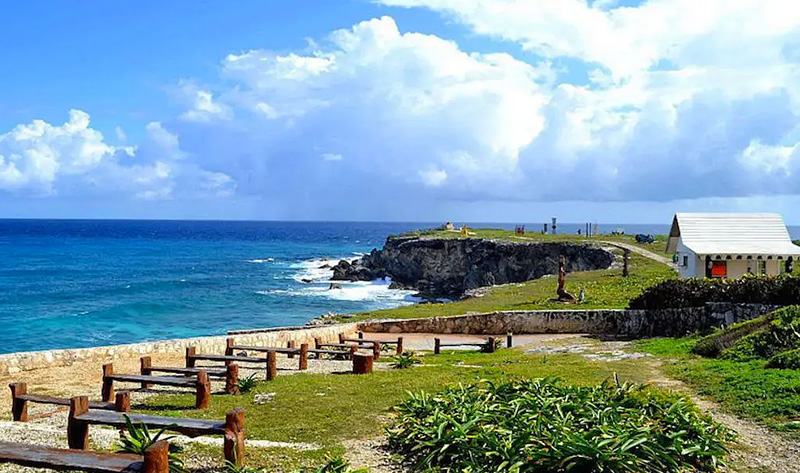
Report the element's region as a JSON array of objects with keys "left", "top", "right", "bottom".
[
  {"left": 556, "top": 255, "right": 577, "bottom": 303},
  {"left": 578, "top": 287, "right": 585, "bottom": 303}
]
